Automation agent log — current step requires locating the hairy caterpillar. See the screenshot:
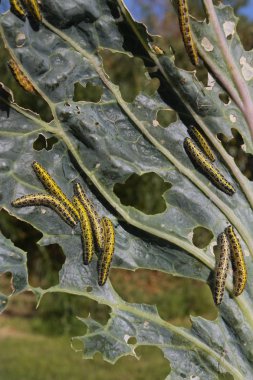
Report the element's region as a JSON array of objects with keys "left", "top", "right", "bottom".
[
  {"left": 97, "top": 217, "right": 115, "bottom": 286},
  {"left": 184, "top": 138, "right": 236, "bottom": 196},
  {"left": 12, "top": 193, "right": 77, "bottom": 227},
  {"left": 214, "top": 232, "right": 230, "bottom": 305},
  {"left": 177, "top": 0, "right": 199, "bottom": 66},
  {"left": 9, "top": 0, "right": 26, "bottom": 19},
  {"left": 32, "top": 161, "right": 79, "bottom": 221},
  {"left": 24, "top": 0, "right": 42, "bottom": 22},
  {"left": 188, "top": 126, "right": 215, "bottom": 162},
  {"left": 8, "top": 59, "right": 35, "bottom": 94},
  {"left": 73, "top": 196, "right": 94, "bottom": 265},
  {"left": 225, "top": 225, "right": 247, "bottom": 296},
  {"left": 73, "top": 182, "right": 104, "bottom": 251}
]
